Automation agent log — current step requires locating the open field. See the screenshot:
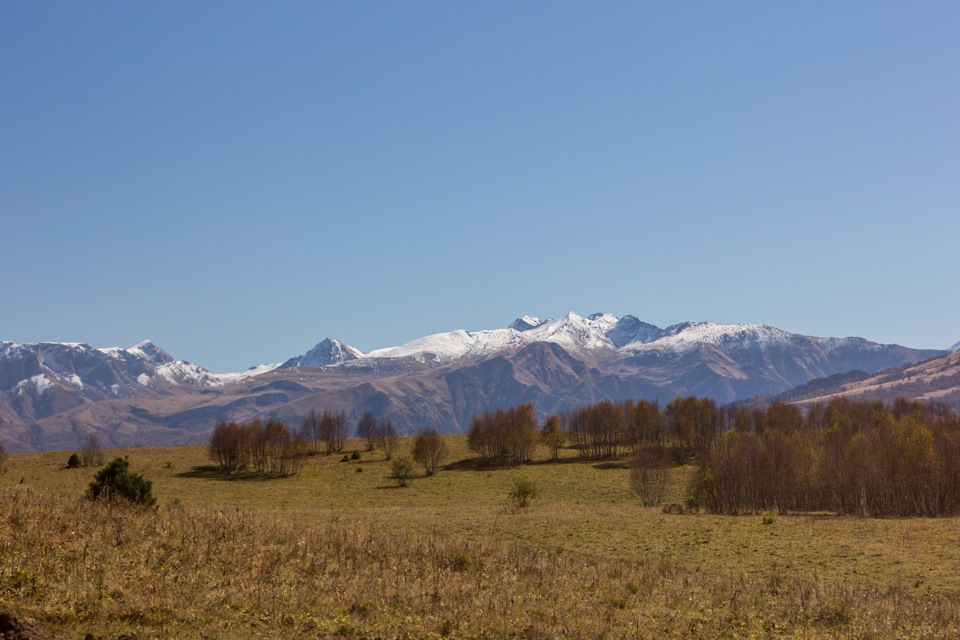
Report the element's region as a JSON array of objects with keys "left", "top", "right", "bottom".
[{"left": 2, "top": 436, "right": 960, "bottom": 638}]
